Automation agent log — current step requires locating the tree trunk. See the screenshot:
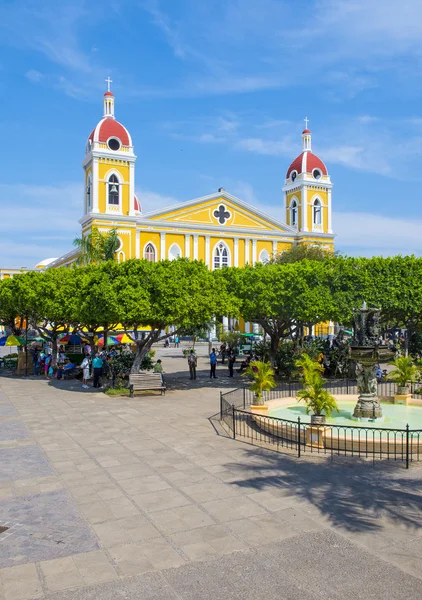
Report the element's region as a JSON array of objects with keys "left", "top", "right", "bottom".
[
  {"left": 269, "top": 334, "right": 279, "bottom": 366},
  {"left": 131, "top": 341, "right": 149, "bottom": 374},
  {"left": 51, "top": 334, "right": 58, "bottom": 368}
]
